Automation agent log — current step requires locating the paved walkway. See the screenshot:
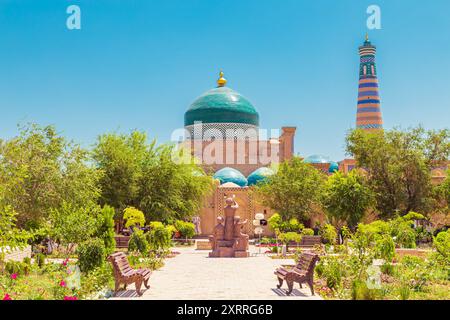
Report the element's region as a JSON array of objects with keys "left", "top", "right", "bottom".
[{"left": 112, "top": 246, "right": 321, "bottom": 300}]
